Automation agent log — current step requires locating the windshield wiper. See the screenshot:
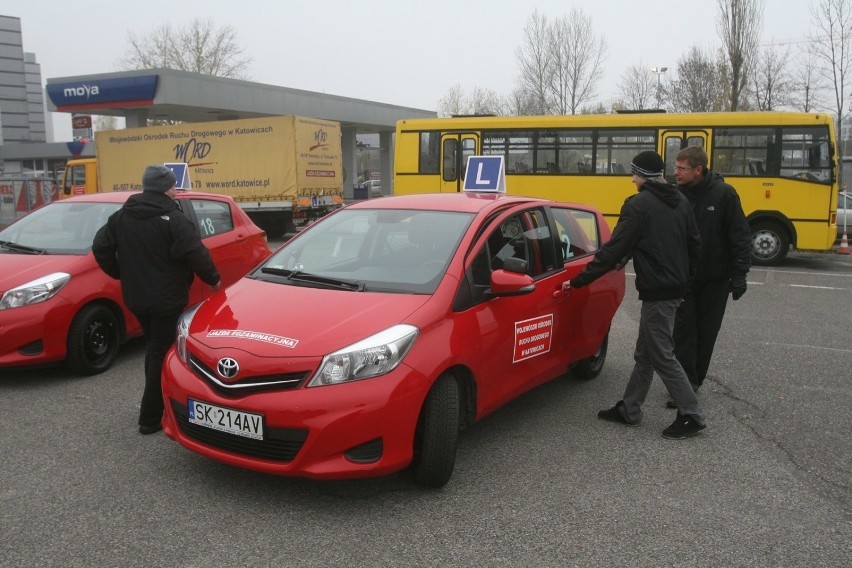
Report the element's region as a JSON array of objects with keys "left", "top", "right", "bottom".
[
  {"left": 0, "top": 240, "right": 47, "bottom": 255},
  {"left": 260, "top": 267, "right": 366, "bottom": 291}
]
